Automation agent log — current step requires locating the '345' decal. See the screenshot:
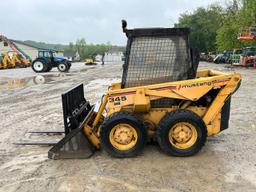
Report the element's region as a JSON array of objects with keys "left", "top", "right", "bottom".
[{"left": 109, "top": 96, "right": 127, "bottom": 103}]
